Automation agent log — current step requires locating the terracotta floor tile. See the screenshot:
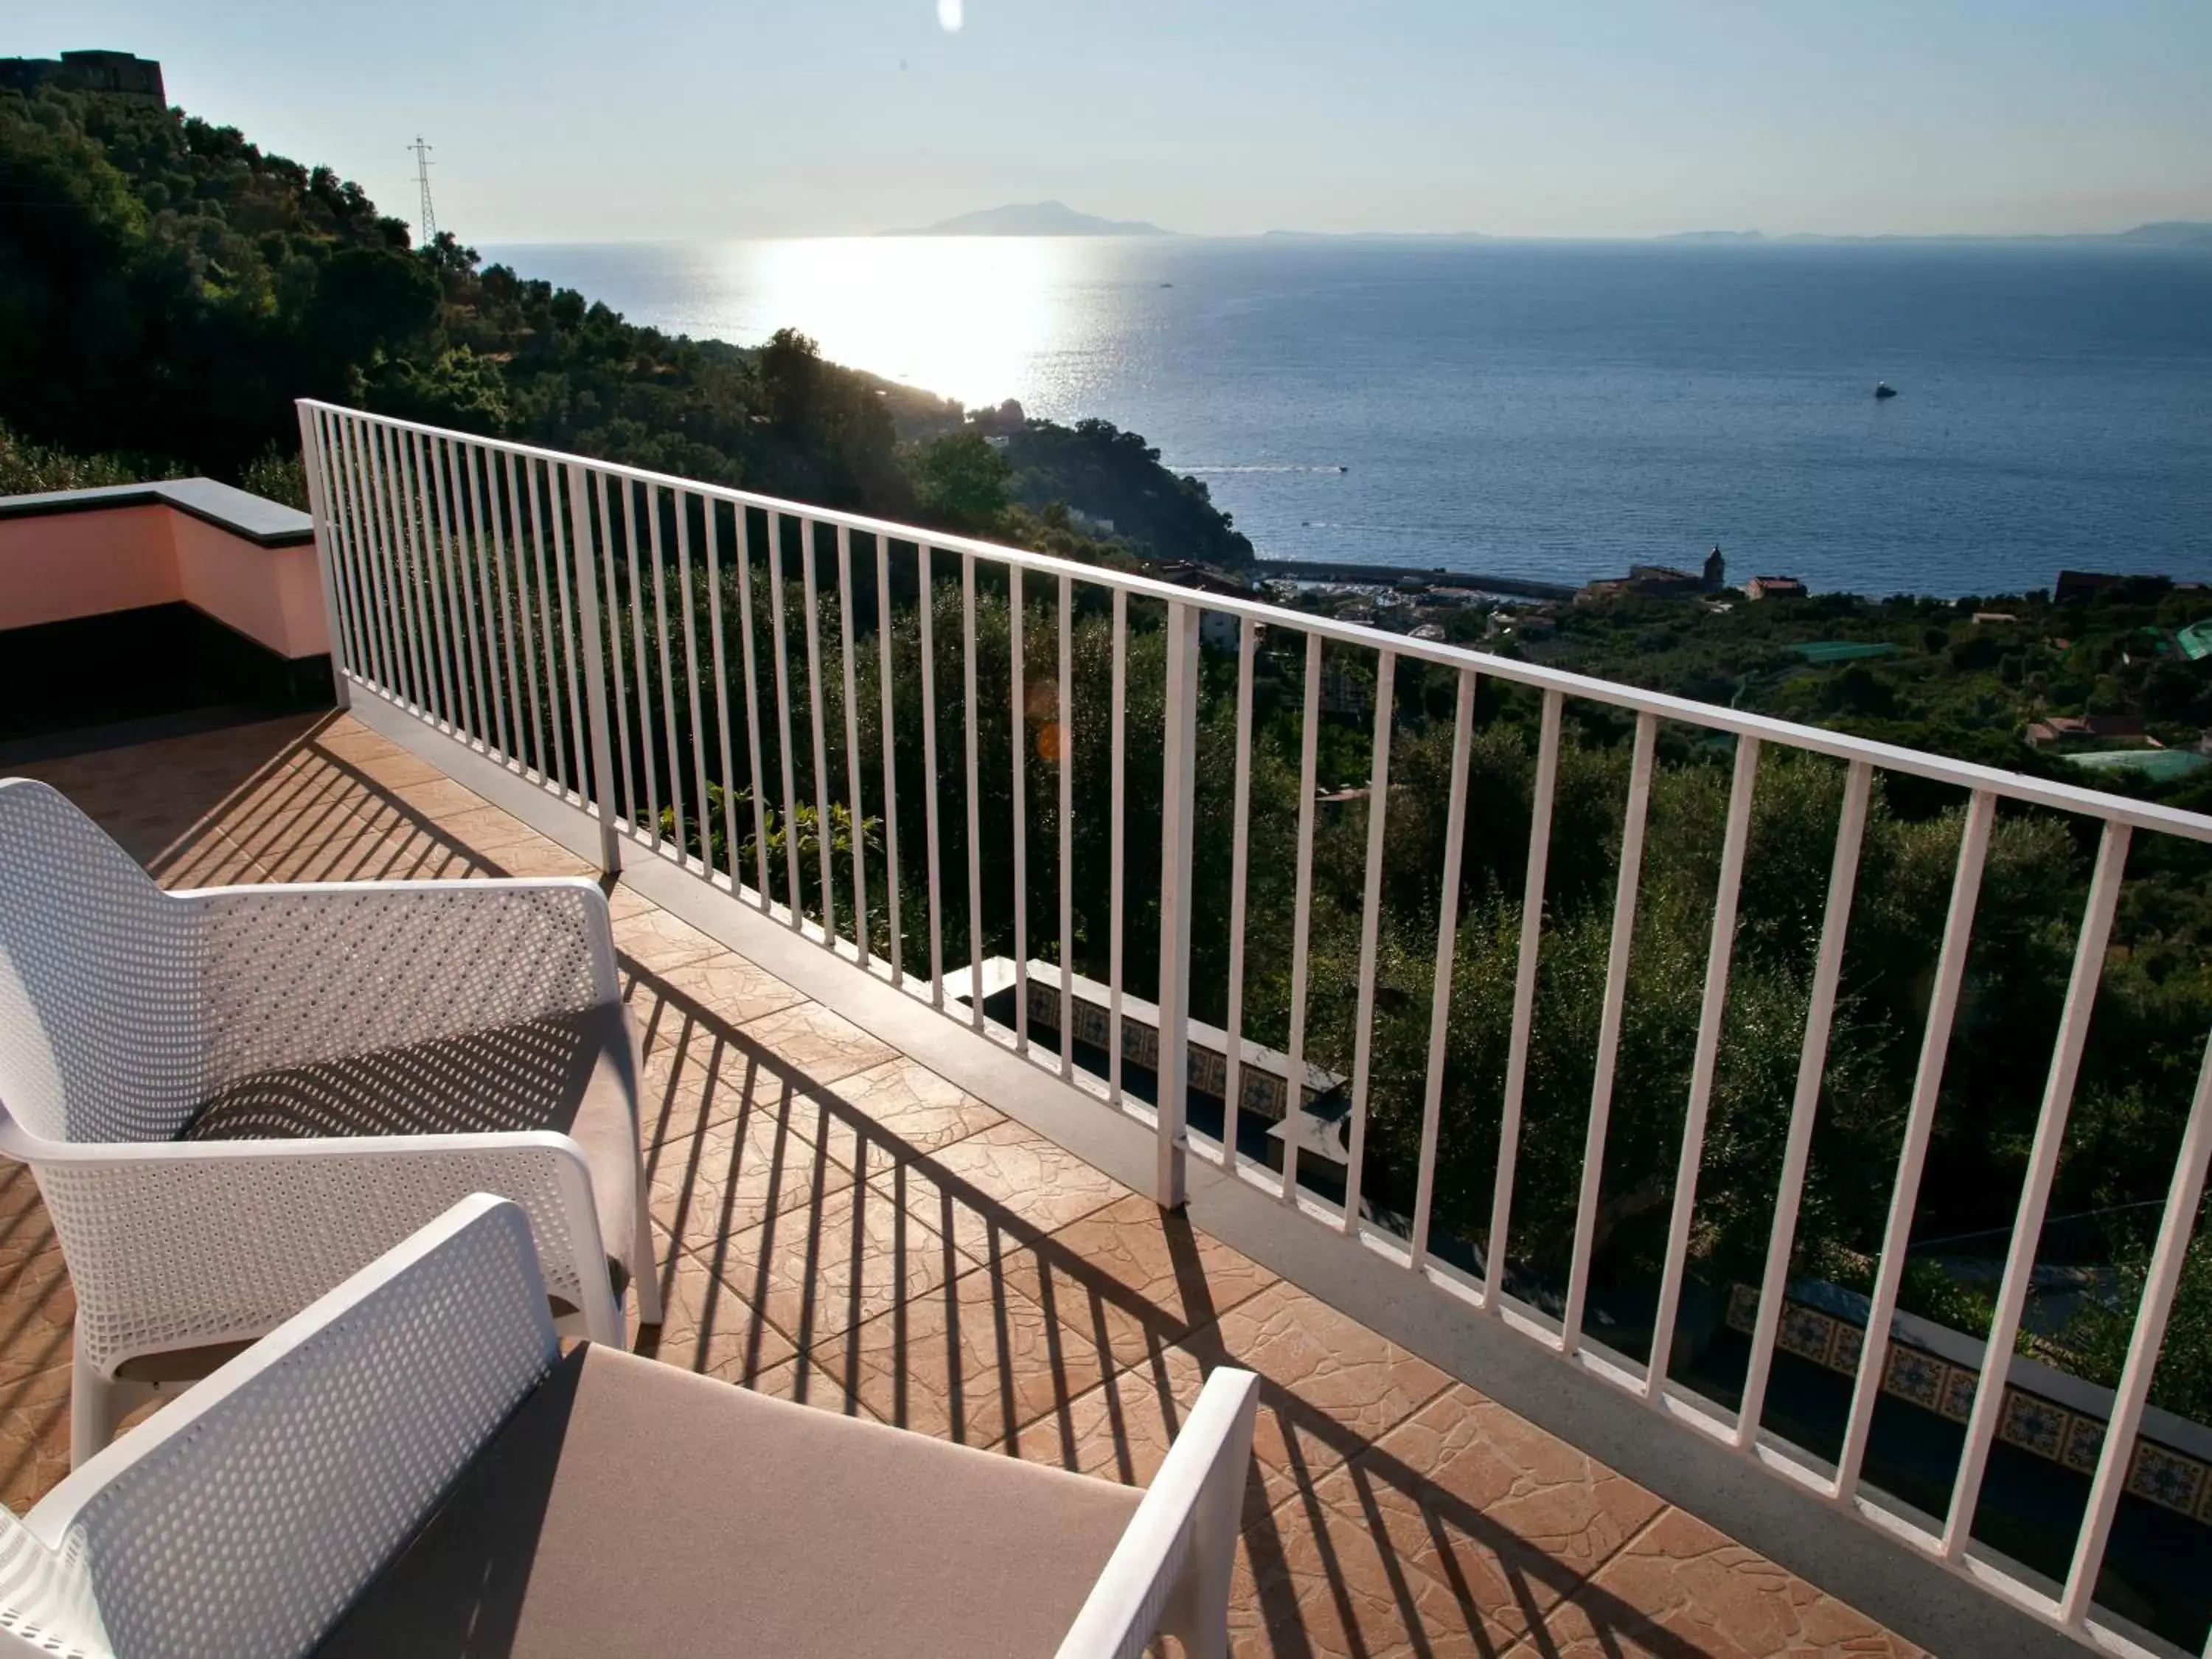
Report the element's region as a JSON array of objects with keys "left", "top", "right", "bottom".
[
  {"left": 423, "top": 802, "right": 543, "bottom": 853},
  {"left": 1232, "top": 1486, "right": 1520, "bottom": 1659},
  {"left": 1506, "top": 1507, "right": 1924, "bottom": 1658},
  {"left": 737, "top": 1000, "right": 898, "bottom": 1087},
  {"left": 1189, "top": 1282, "right": 1452, "bottom": 1510},
  {"left": 804, "top": 1257, "right": 1125, "bottom": 1448},
  {"left": 605, "top": 883, "right": 658, "bottom": 919},
  {"left": 1318, "top": 1384, "right": 1666, "bottom": 1628},
  {"left": 748, "top": 1353, "right": 886, "bottom": 1420},
  {"left": 994, "top": 1340, "right": 1211, "bottom": 1485},
  {"left": 653, "top": 950, "right": 807, "bottom": 1029},
  {"left": 647, "top": 1105, "right": 858, "bottom": 1260},
  {"left": 882, "top": 1119, "right": 1132, "bottom": 1254},
  {"left": 824, "top": 1059, "right": 1004, "bottom": 1153},
  {"left": 611, "top": 905, "right": 726, "bottom": 971},
  {"left": 383, "top": 775, "right": 493, "bottom": 820},
  {"left": 712, "top": 1178, "right": 961, "bottom": 1355},
  {"left": 1028, "top": 1194, "right": 1279, "bottom": 1368},
  {"left": 0, "top": 1364, "right": 74, "bottom": 1515},
  {"left": 633, "top": 1248, "right": 795, "bottom": 1385},
  {"left": 156, "top": 830, "right": 268, "bottom": 888},
  {"left": 476, "top": 835, "right": 597, "bottom": 879}
]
